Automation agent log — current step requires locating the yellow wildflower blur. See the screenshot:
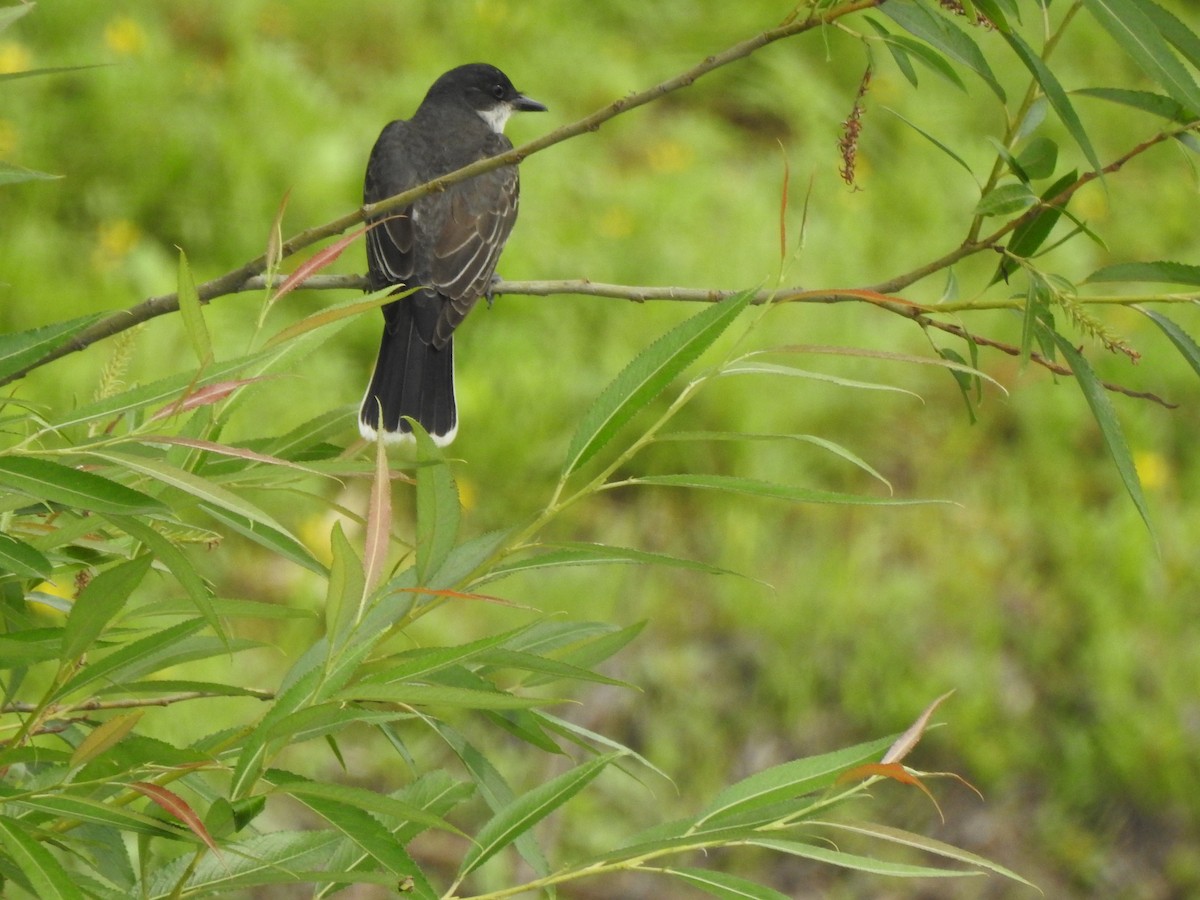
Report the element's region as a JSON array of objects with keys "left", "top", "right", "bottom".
[{"left": 104, "top": 16, "right": 147, "bottom": 56}]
